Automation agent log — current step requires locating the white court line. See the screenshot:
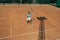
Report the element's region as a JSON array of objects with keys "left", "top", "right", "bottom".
[
  {"left": 0, "top": 28, "right": 59, "bottom": 39},
  {"left": 0, "top": 31, "right": 38, "bottom": 39}
]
